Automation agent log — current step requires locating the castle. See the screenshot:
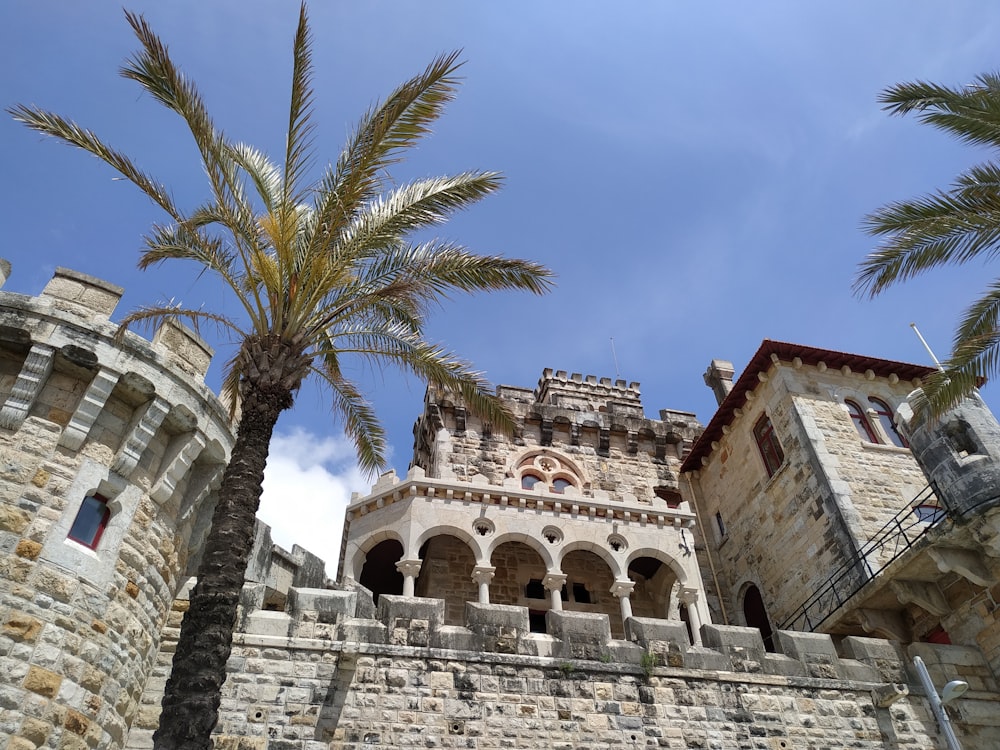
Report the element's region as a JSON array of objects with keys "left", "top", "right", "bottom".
[{"left": 2, "top": 265, "right": 1000, "bottom": 749}]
